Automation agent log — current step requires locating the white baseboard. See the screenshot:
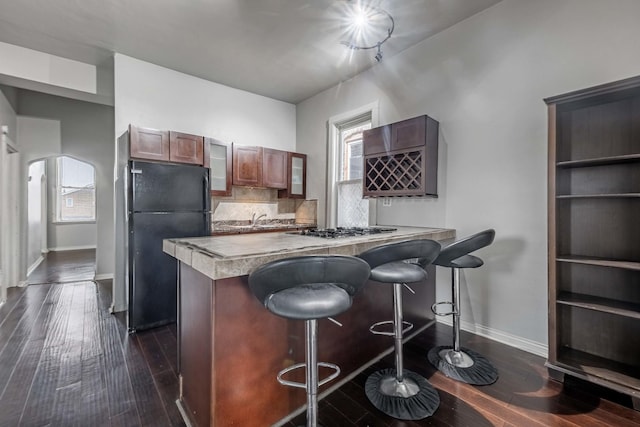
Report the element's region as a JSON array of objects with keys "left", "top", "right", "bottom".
[
  {"left": 27, "top": 255, "right": 44, "bottom": 276},
  {"left": 48, "top": 245, "right": 97, "bottom": 252},
  {"left": 436, "top": 317, "right": 548, "bottom": 358},
  {"left": 94, "top": 273, "right": 114, "bottom": 281}
]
